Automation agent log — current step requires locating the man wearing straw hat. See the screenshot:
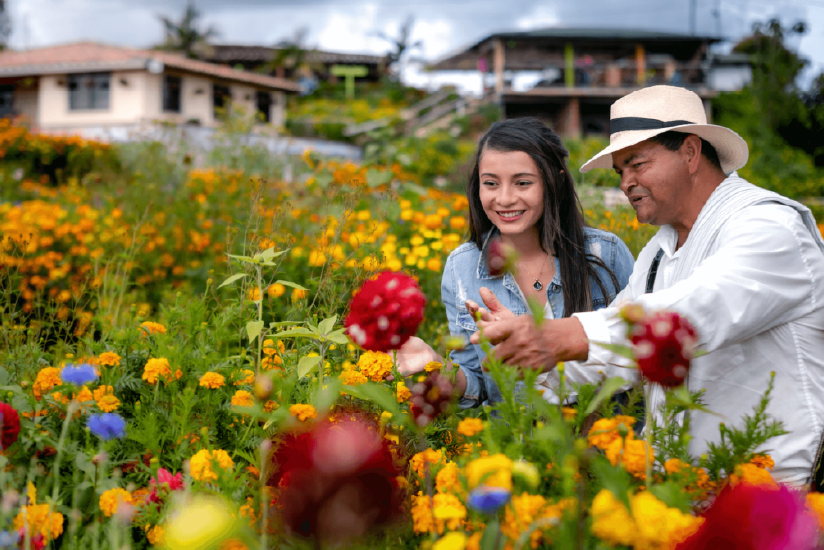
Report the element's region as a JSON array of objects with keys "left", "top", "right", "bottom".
[{"left": 476, "top": 85, "right": 824, "bottom": 486}]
